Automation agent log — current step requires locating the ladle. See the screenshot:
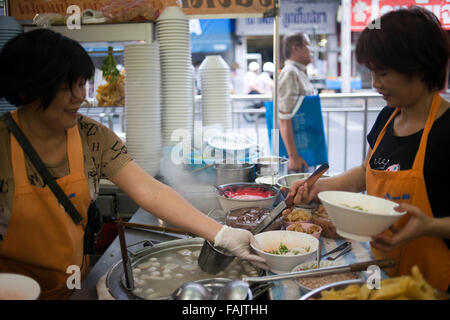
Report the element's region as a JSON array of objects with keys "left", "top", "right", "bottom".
[
  {"left": 218, "top": 280, "right": 250, "bottom": 300},
  {"left": 171, "top": 282, "right": 212, "bottom": 300}
]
